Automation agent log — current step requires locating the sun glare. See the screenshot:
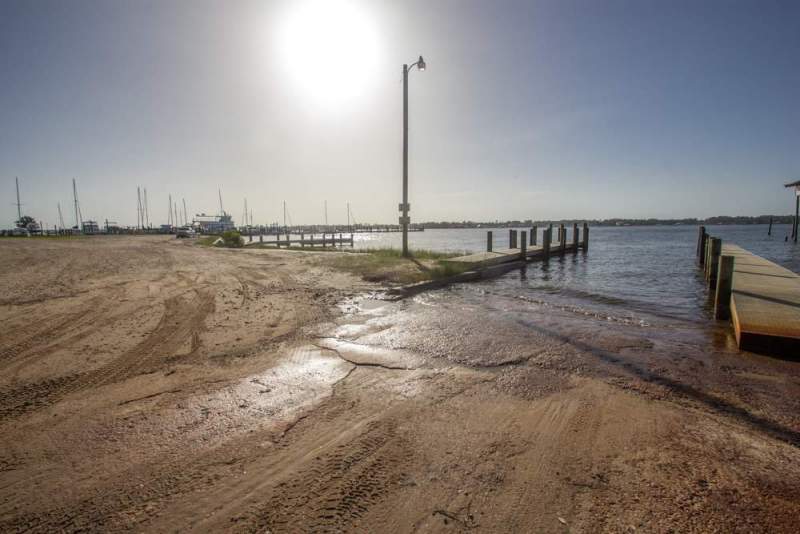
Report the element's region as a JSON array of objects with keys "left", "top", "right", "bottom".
[{"left": 276, "top": 0, "right": 380, "bottom": 110}]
